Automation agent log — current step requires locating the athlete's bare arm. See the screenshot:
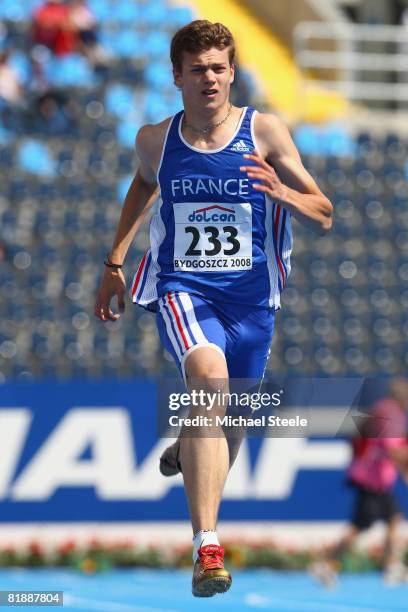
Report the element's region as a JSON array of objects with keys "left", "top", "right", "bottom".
[
  {"left": 387, "top": 445, "right": 408, "bottom": 482},
  {"left": 94, "top": 119, "right": 170, "bottom": 322},
  {"left": 241, "top": 113, "right": 333, "bottom": 235}
]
